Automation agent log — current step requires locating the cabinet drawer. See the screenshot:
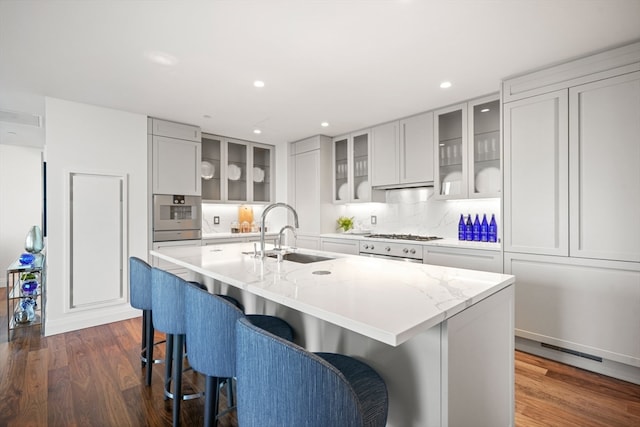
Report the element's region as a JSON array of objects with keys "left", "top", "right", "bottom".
[
  {"left": 423, "top": 246, "right": 502, "bottom": 273},
  {"left": 320, "top": 238, "right": 359, "bottom": 255}
]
